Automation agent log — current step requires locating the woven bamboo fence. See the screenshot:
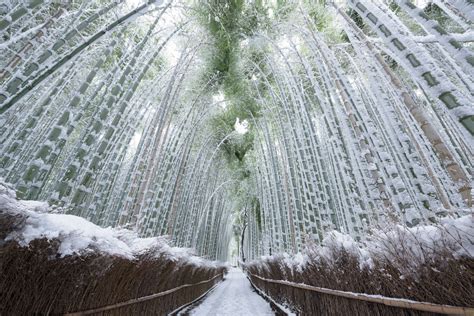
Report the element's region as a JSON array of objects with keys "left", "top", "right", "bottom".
[
  {"left": 0, "top": 239, "right": 226, "bottom": 315},
  {"left": 248, "top": 273, "right": 474, "bottom": 316}
]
